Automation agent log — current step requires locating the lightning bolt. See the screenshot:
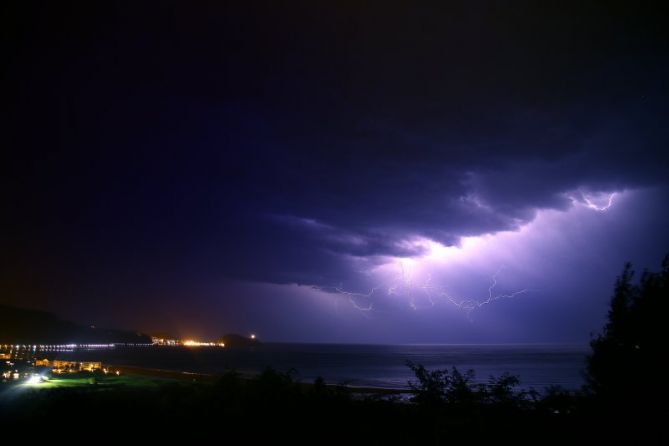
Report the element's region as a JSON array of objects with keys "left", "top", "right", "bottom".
[
  {"left": 572, "top": 191, "right": 616, "bottom": 212},
  {"left": 434, "top": 267, "right": 529, "bottom": 319},
  {"left": 329, "top": 264, "right": 530, "bottom": 319},
  {"left": 583, "top": 192, "right": 615, "bottom": 211},
  {"left": 333, "top": 284, "right": 378, "bottom": 312}
]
